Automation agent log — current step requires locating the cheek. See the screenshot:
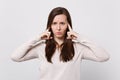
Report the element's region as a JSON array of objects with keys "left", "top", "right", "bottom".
[
  {"left": 51, "top": 26, "right": 55, "bottom": 33},
  {"left": 63, "top": 26, "right": 68, "bottom": 32}
]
